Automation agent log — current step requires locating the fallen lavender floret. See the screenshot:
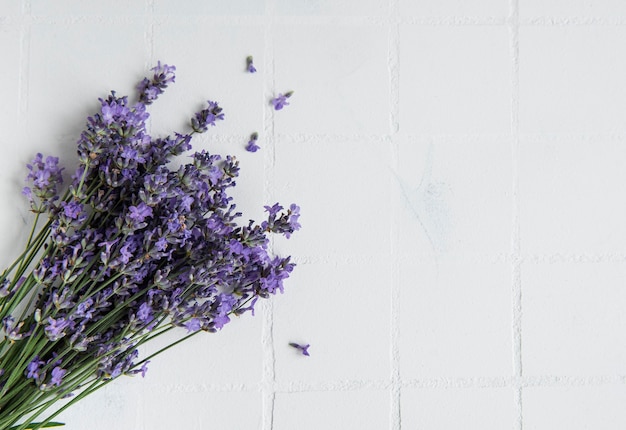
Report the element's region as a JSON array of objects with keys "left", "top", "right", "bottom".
[
  {"left": 289, "top": 342, "right": 310, "bottom": 356},
  {"left": 0, "top": 63, "right": 300, "bottom": 430}
]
